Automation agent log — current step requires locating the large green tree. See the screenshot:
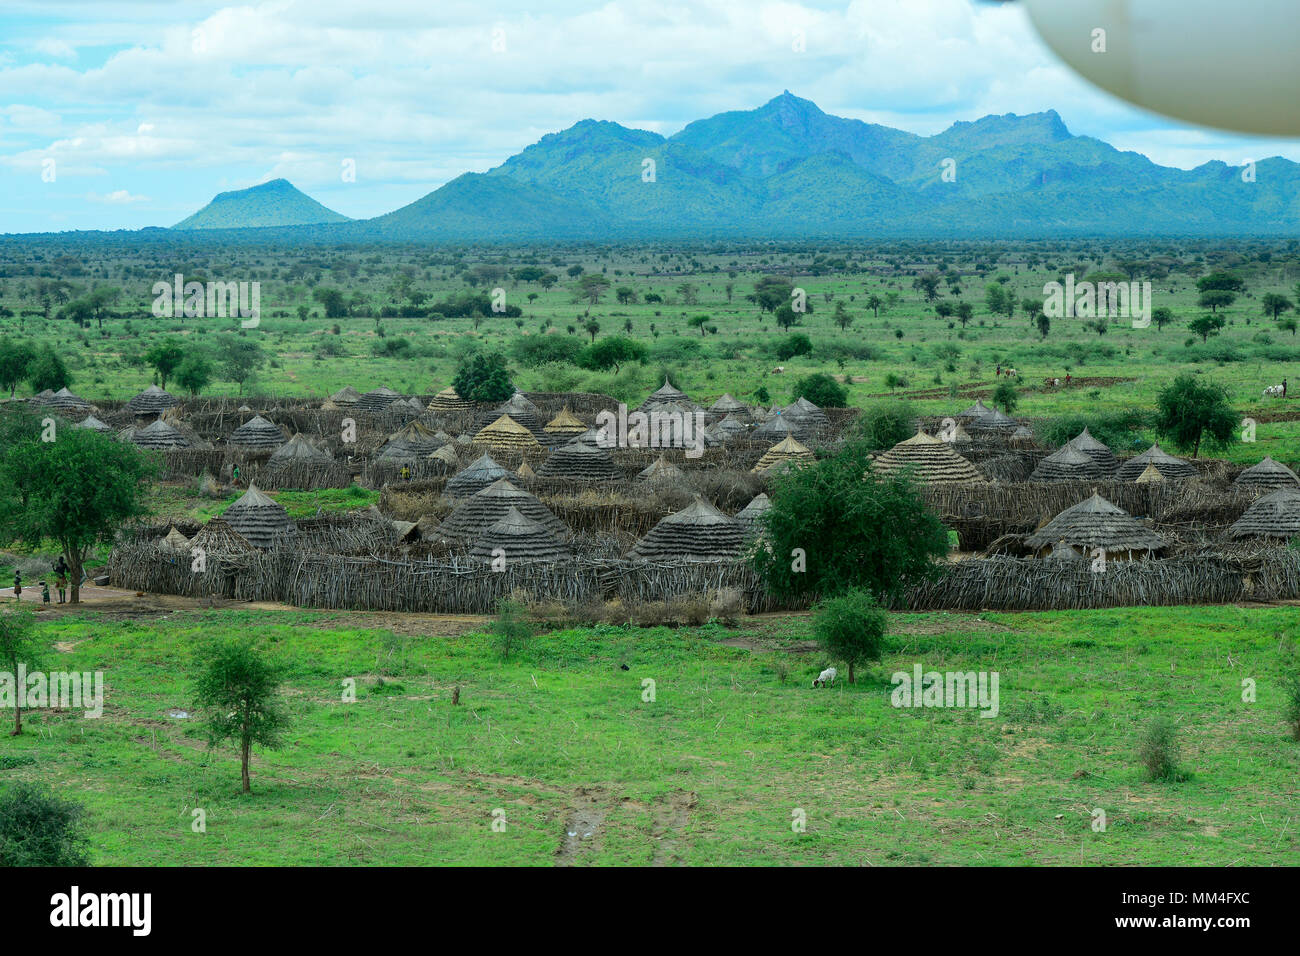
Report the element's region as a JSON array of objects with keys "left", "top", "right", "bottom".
[
  {"left": 144, "top": 337, "right": 186, "bottom": 391},
  {"left": 0, "top": 340, "right": 35, "bottom": 398},
  {"left": 1154, "top": 373, "right": 1238, "bottom": 458},
  {"left": 452, "top": 351, "right": 514, "bottom": 403}
]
